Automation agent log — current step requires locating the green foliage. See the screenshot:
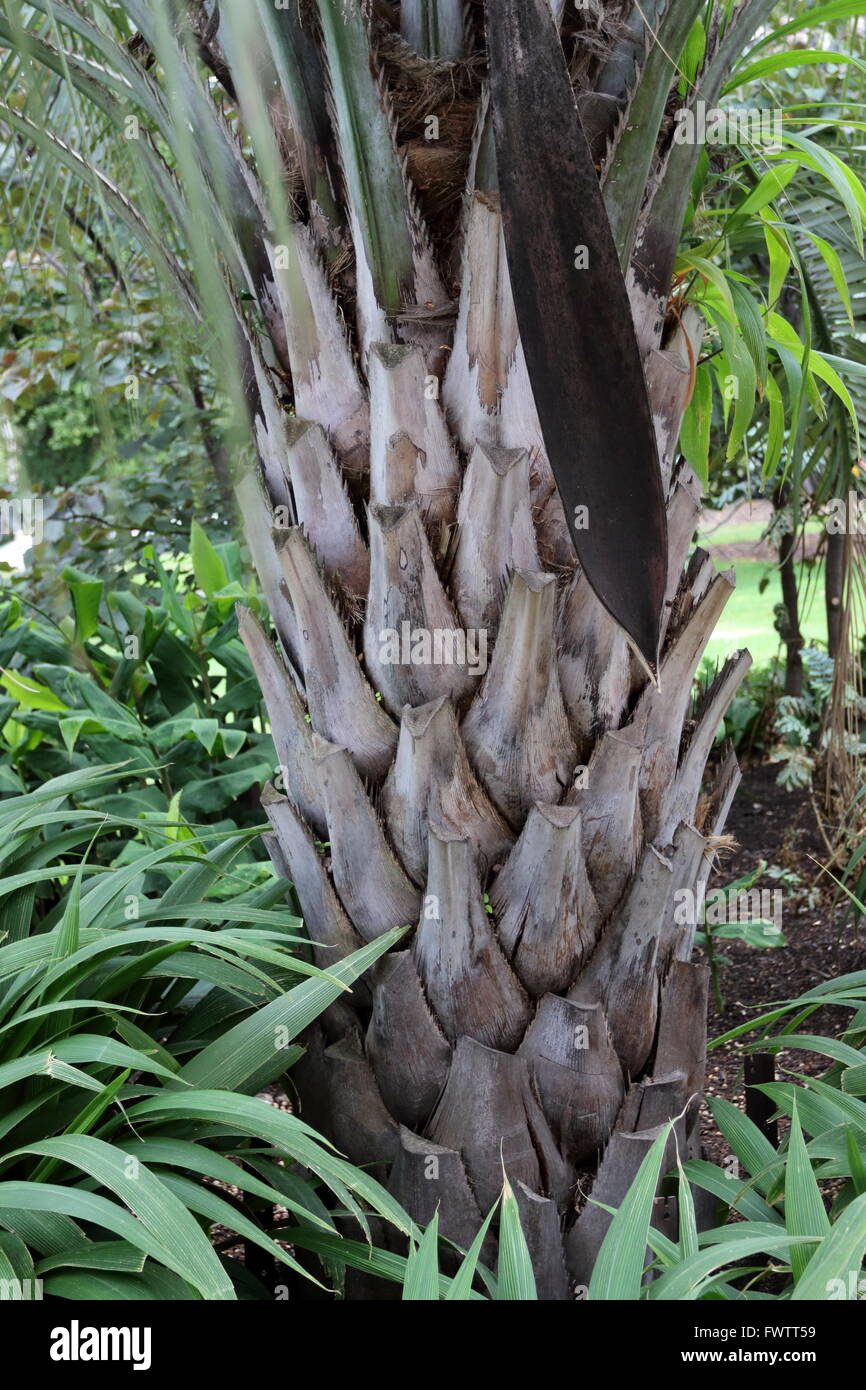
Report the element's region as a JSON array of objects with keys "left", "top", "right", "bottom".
[
  {"left": 675, "top": 21, "right": 866, "bottom": 504},
  {"left": 4, "top": 462, "right": 229, "bottom": 600},
  {"left": 0, "top": 534, "right": 276, "bottom": 834},
  {"left": 707, "top": 647, "right": 852, "bottom": 787},
  {"left": 0, "top": 223, "right": 227, "bottom": 500},
  {"left": 418, "top": 962, "right": 866, "bottom": 1302},
  {"left": 0, "top": 766, "right": 414, "bottom": 1300},
  {"left": 714, "top": 657, "right": 787, "bottom": 754},
  {"left": 288, "top": 1176, "right": 536, "bottom": 1302},
  {"left": 15, "top": 381, "right": 101, "bottom": 489}
]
